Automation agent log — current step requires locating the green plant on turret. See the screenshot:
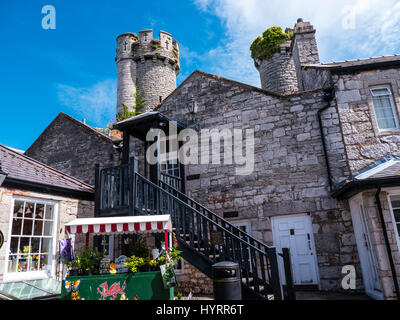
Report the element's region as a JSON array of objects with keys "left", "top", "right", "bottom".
[
  {"left": 250, "top": 26, "right": 293, "bottom": 60},
  {"left": 151, "top": 39, "right": 161, "bottom": 50},
  {"left": 116, "top": 82, "right": 146, "bottom": 123}
]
